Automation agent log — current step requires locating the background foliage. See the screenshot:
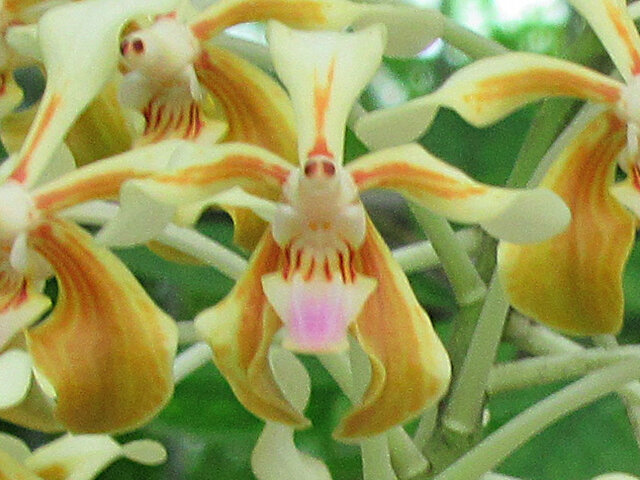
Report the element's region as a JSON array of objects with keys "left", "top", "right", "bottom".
[{"left": 4, "top": 0, "right": 640, "bottom": 478}]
